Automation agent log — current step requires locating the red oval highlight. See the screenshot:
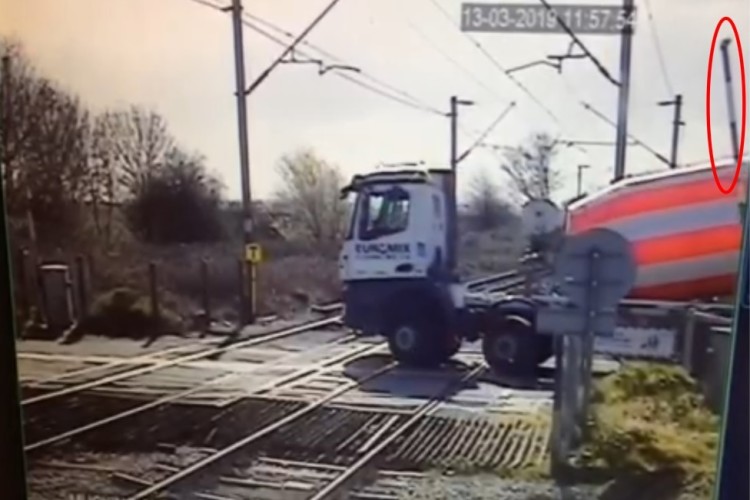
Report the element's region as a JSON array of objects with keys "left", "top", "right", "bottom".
[{"left": 706, "top": 16, "right": 746, "bottom": 195}]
